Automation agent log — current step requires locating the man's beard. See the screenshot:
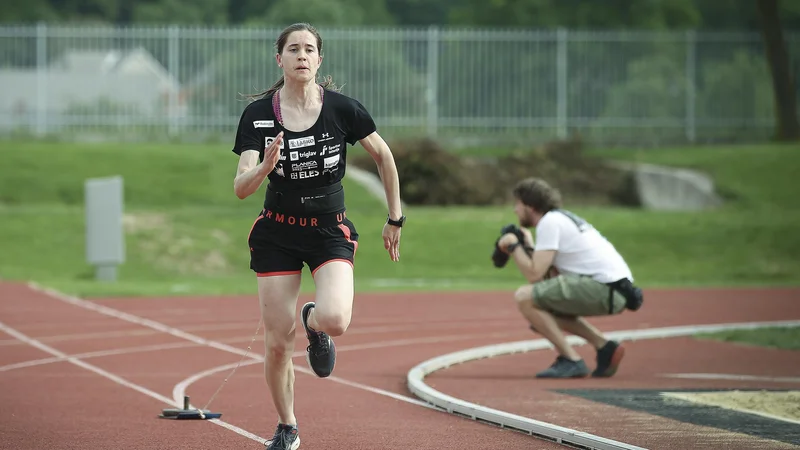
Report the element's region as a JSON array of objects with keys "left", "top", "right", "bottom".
[{"left": 519, "top": 214, "right": 533, "bottom": 228}]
